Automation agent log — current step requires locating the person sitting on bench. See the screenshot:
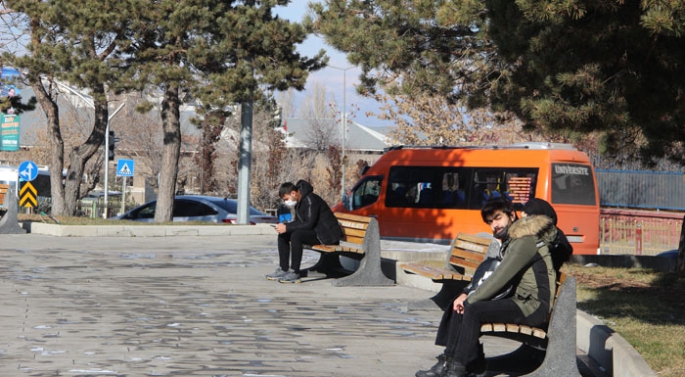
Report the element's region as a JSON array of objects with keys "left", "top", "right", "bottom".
[
  {"left": 416, "top": 197, "right": 557, "bottom": 377},
  {"left": 266, "top": 180, "right": 343, "bottom": 284}
]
